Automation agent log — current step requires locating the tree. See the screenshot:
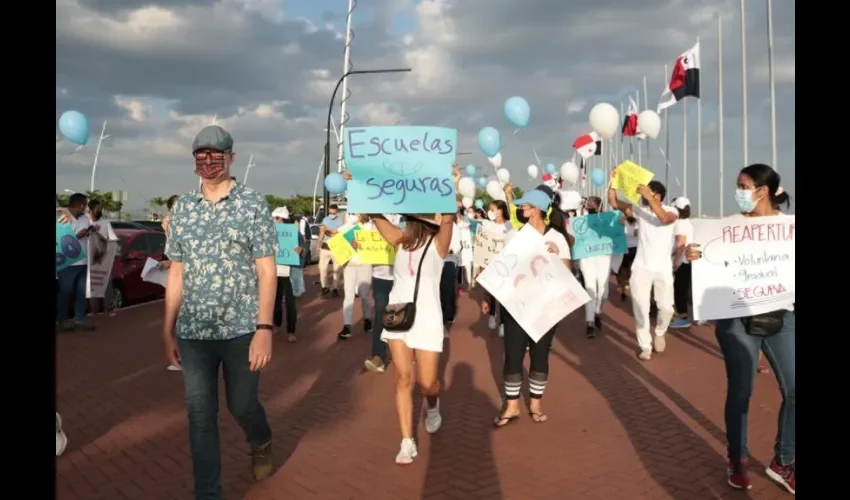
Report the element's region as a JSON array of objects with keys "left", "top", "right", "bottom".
[
  {"left": 149, "top": 196, "right": 168, "bottom": 209},
  {"left": 473, "top": 186, "right": 524, "bottom": 208},
  {"left": 55, "top": 190, "right": 121, "bottom": 213},
  {"left": 265, "top": 194, "right": 320, "bottom": 217}
]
